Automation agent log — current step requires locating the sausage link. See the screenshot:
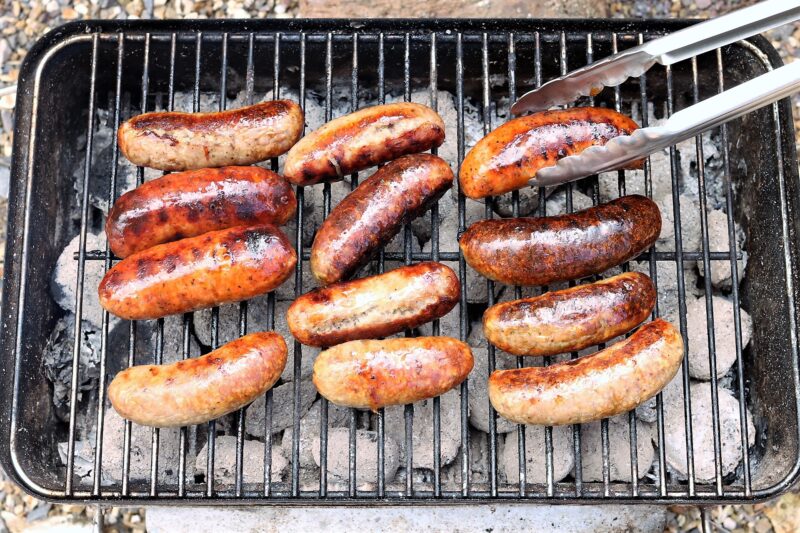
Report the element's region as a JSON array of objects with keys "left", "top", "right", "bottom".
[
  {"left": 106, "top": 166, "right": 297, "bottom": 258},
  {"left": 283, "top": 102, "right": 445, "bottom": 186},
  {"left": 288, "top": 262, "right": 460, "bottom": 347},
  {"left": 313, "top": 337, "right": 474, "bottom": 411},
  {"left": 459, "top": 195, "right": 661, "bottom": 286},
  {"left": 484, "top": 272, "right": 656, "bottom": 356},
  {"left": 488, "top": 319, "right": 684, "bottom": 426},
  {"left": 459, "top": 107, "right": 641, "bottom": 199},
  {"left": 98, "top": 224, "right": 296, "bottom": 320},
  {"left": 311, "top": 154, "right": 453, "bottom": 285},
  {"left": 108, "top": 331, "right": 286, "bottom": 427},
  {"left": 118, "top": 100, "right": 304, "bottom": 171}
]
